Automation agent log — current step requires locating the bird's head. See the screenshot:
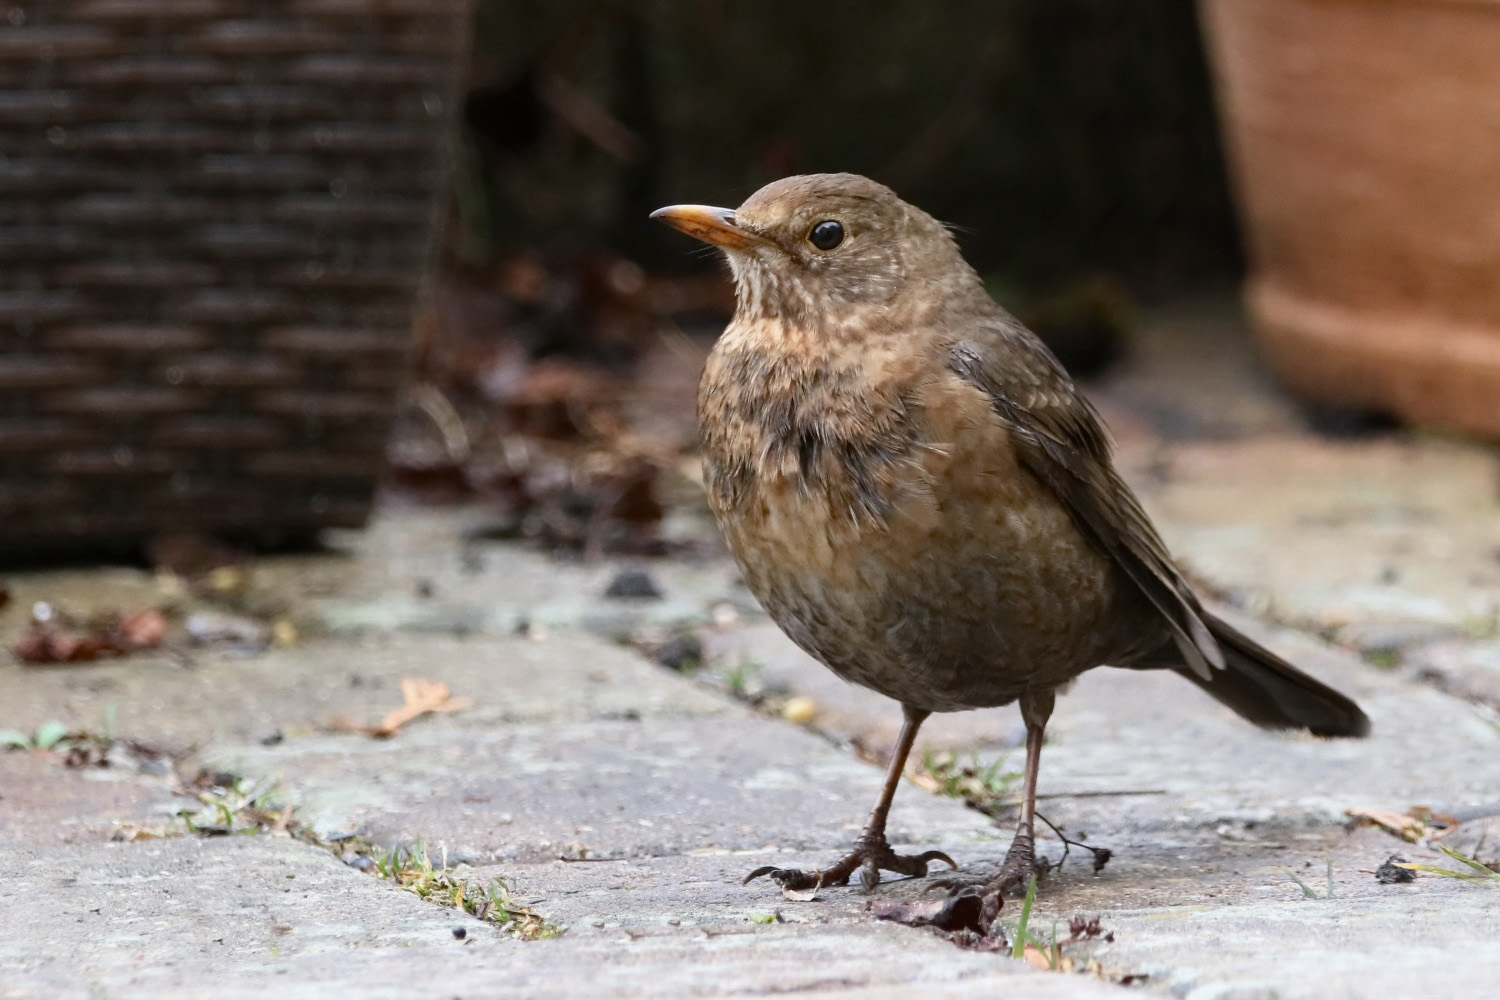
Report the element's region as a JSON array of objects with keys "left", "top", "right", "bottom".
[{"left": 651, "top": 173, "right": 977, "bottom": 332}]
